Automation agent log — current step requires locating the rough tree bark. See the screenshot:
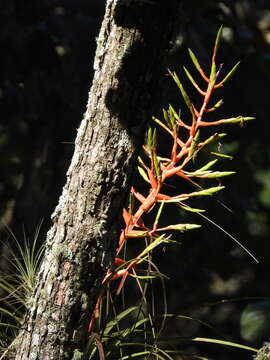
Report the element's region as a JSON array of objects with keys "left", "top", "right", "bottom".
[{"left": 14, "top": 0, "right": 181, "bottom": 359}]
